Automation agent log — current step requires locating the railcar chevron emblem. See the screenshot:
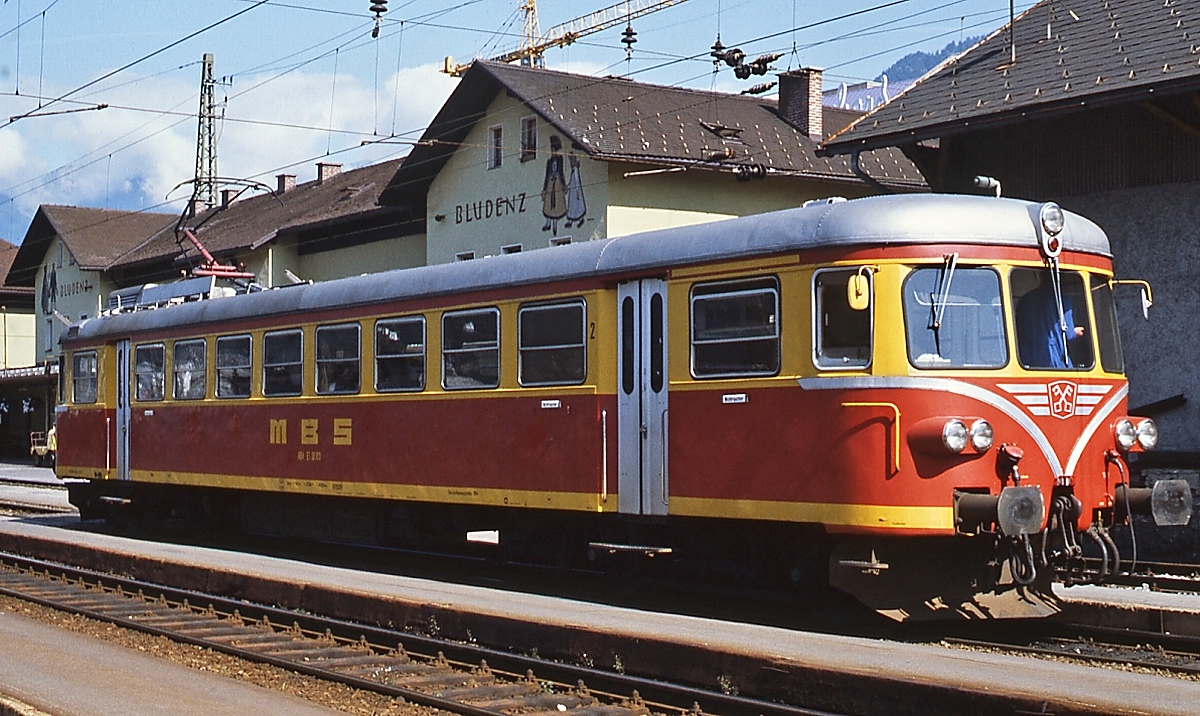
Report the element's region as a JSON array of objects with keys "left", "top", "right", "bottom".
[{"left": 997, "top": 382, "right": 1112, "bottom": 420}]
